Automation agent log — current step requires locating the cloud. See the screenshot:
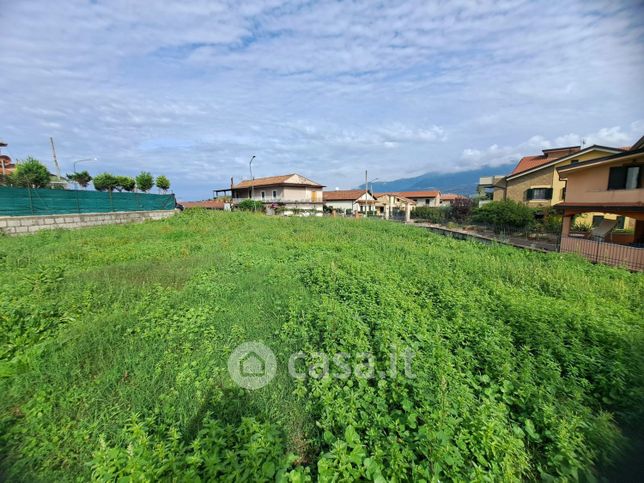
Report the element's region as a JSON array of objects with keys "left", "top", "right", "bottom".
[{"left": 1, "top": 0, "right": 643, "bottom": 198}]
